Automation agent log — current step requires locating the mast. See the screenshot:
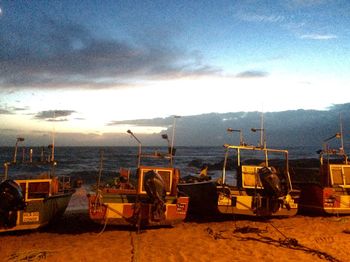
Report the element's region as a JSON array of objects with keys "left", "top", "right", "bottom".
[
  {"left": 51, "top": 111, "right": 56, "bottom": 162},
  {"left": 13, "top": 137, "right": 24, "bottom": 164},
  {"left": 96, "top": 150, "right": 104, "bottom": 194},
  {"left": 127, "top": 130, "right": 142, "bottom": 168},
  {"left": 251, "top": 112, "right": 268, "bottom": 165}
]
